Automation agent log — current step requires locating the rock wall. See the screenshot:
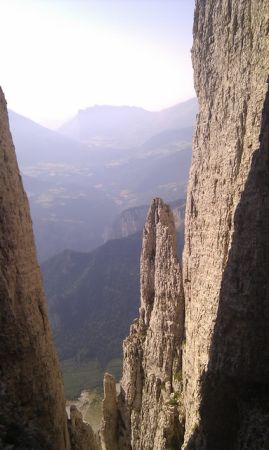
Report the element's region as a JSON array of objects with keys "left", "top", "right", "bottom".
[
  {"left": 183, "top": 0, "right": 269, "bottom": 448},
  {"left": 100, "top": 373, "right": 119, "bottom": 450},
  {"left": 0, "top": 87, "right": 71, "bottom": 449},
  {"left": 68, "top": 406, "right": 100, "bottom": 450},
  {"left": 119, "top": 198, "right": 185, "bottom": 450},
  {"left": 0, "top": 88, "right": 100, "bottom": 450},
  {"left": 106, "top": 200, "right": 185, "bottom": 243},
  {"left": 117, "top": 2, "right": 269, "bottom": 449},
  {"left": 4, "top": 1, "right": 269, "bottom": 448}
]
